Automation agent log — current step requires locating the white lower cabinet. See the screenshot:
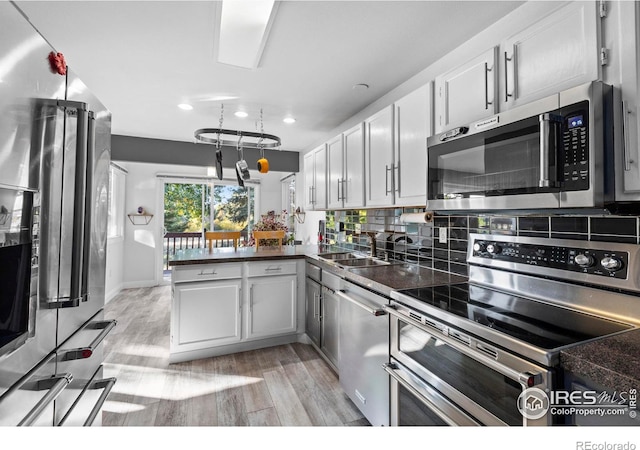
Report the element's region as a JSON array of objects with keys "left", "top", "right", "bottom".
[
  {"left": 247, "top": 275, "right": 297, "bottom": 339},
  {"left": 172, "top": 279, "right": 242, "bottom": 352},
  {"left": 170, "top": 260, "right": 303, "bottom": 362}
]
